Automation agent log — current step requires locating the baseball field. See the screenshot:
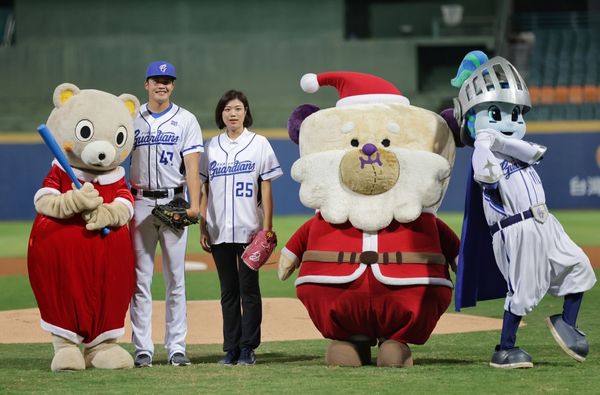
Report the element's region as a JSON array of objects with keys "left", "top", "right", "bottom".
[{"left": 0, "top": 211, "right": 599, "bottom": 394}]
